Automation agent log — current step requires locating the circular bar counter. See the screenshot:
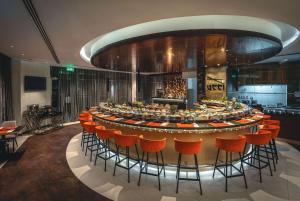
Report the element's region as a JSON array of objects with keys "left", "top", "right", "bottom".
[{"left": 90, "top": 110, "right": 263, "bottom": 166}]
